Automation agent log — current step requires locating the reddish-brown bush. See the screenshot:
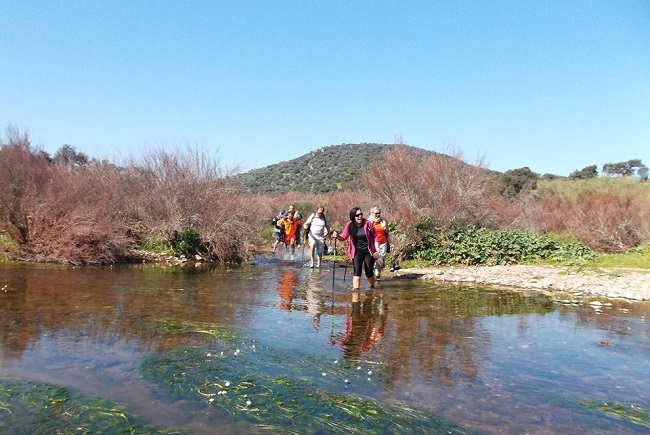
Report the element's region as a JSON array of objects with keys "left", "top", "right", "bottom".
[
  {"left": 0, "top": 130, "right": 52, "bottom": 245},
  {"left": 364, "top": 145, "right": 498, "bottom": 238},
  {"left": 0, "top": 136, "right": 269, "bottom": 263},
  {"left": 0, "top": 130, "right": 142, "bottom": 262},
  {"left": 533, "top": 190, "right": 648, "bottom": 252},
  {"left": 123, "top": 145, "right": 265, "bottom": 262}
]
